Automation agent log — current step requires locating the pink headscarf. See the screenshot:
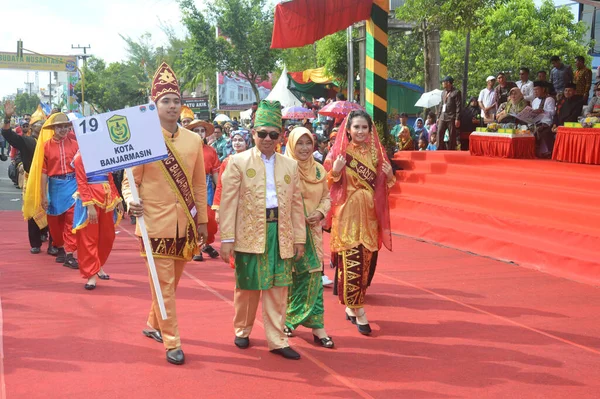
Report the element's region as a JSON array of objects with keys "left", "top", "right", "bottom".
[{"left": 324, "top": 111, "right": 392, "bottom": 251}]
